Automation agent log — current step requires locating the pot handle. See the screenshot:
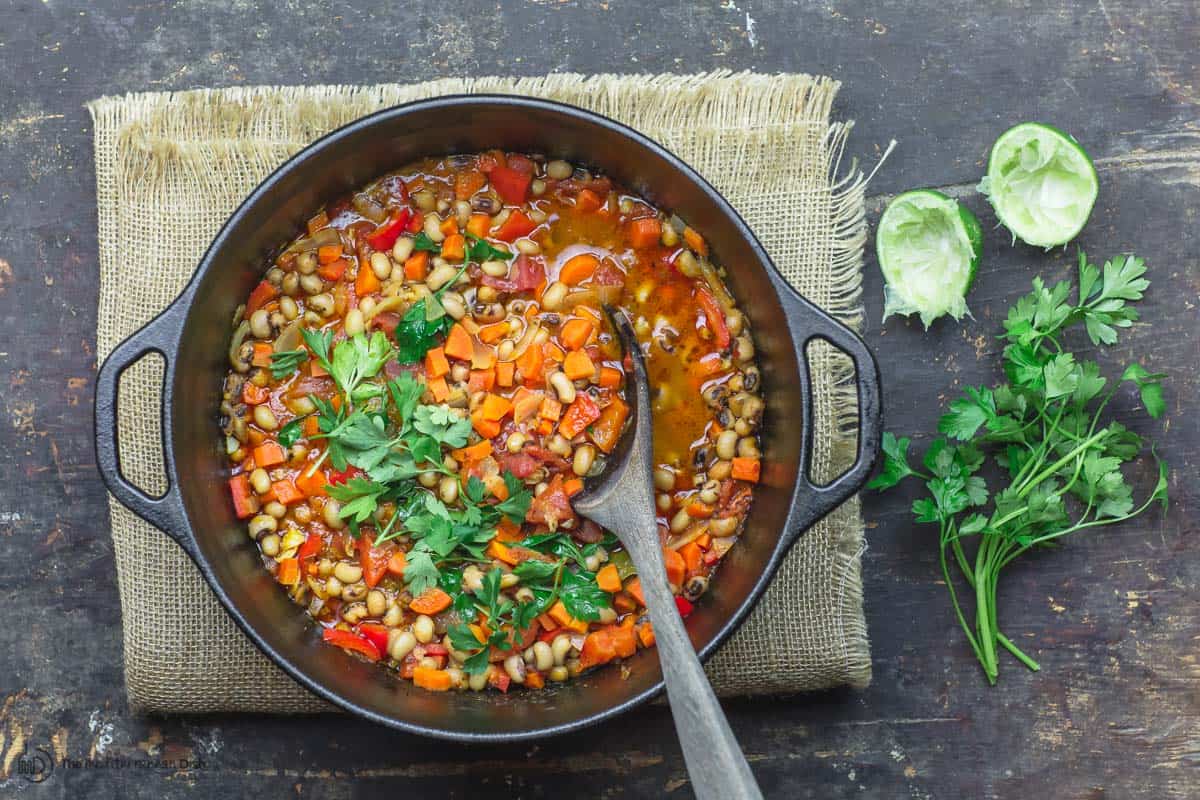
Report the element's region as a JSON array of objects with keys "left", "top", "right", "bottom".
[
  {"left": 94, "top": 303, "right": 190, "bottom": 548},
  {"left": 782, "top": 290, "right": 883, "bottom": 532}
]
